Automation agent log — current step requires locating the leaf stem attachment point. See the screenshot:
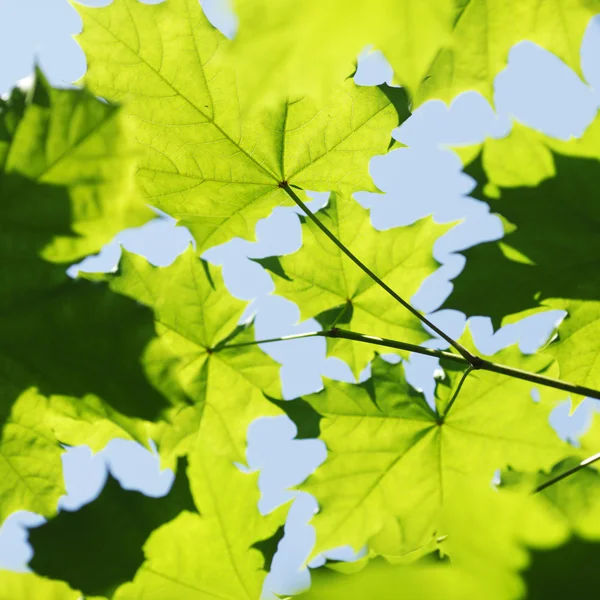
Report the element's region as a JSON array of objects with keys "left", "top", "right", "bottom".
[{"left": 279, "top": 183, "right": 477, "bottom": 364}]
